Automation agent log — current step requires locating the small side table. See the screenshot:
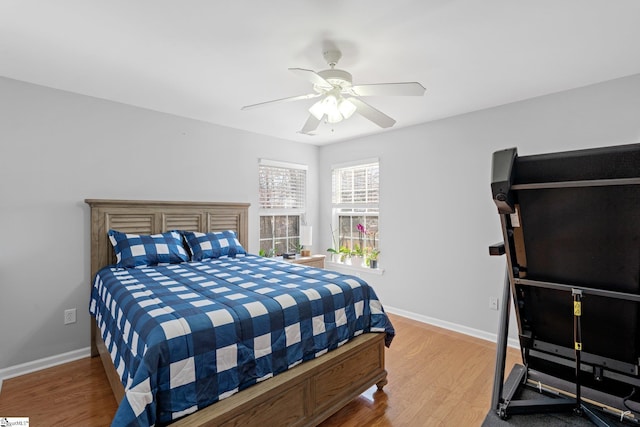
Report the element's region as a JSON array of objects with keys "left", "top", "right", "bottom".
[{"left": 286, "top": 254, "right": 325, "bottom": 269}]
